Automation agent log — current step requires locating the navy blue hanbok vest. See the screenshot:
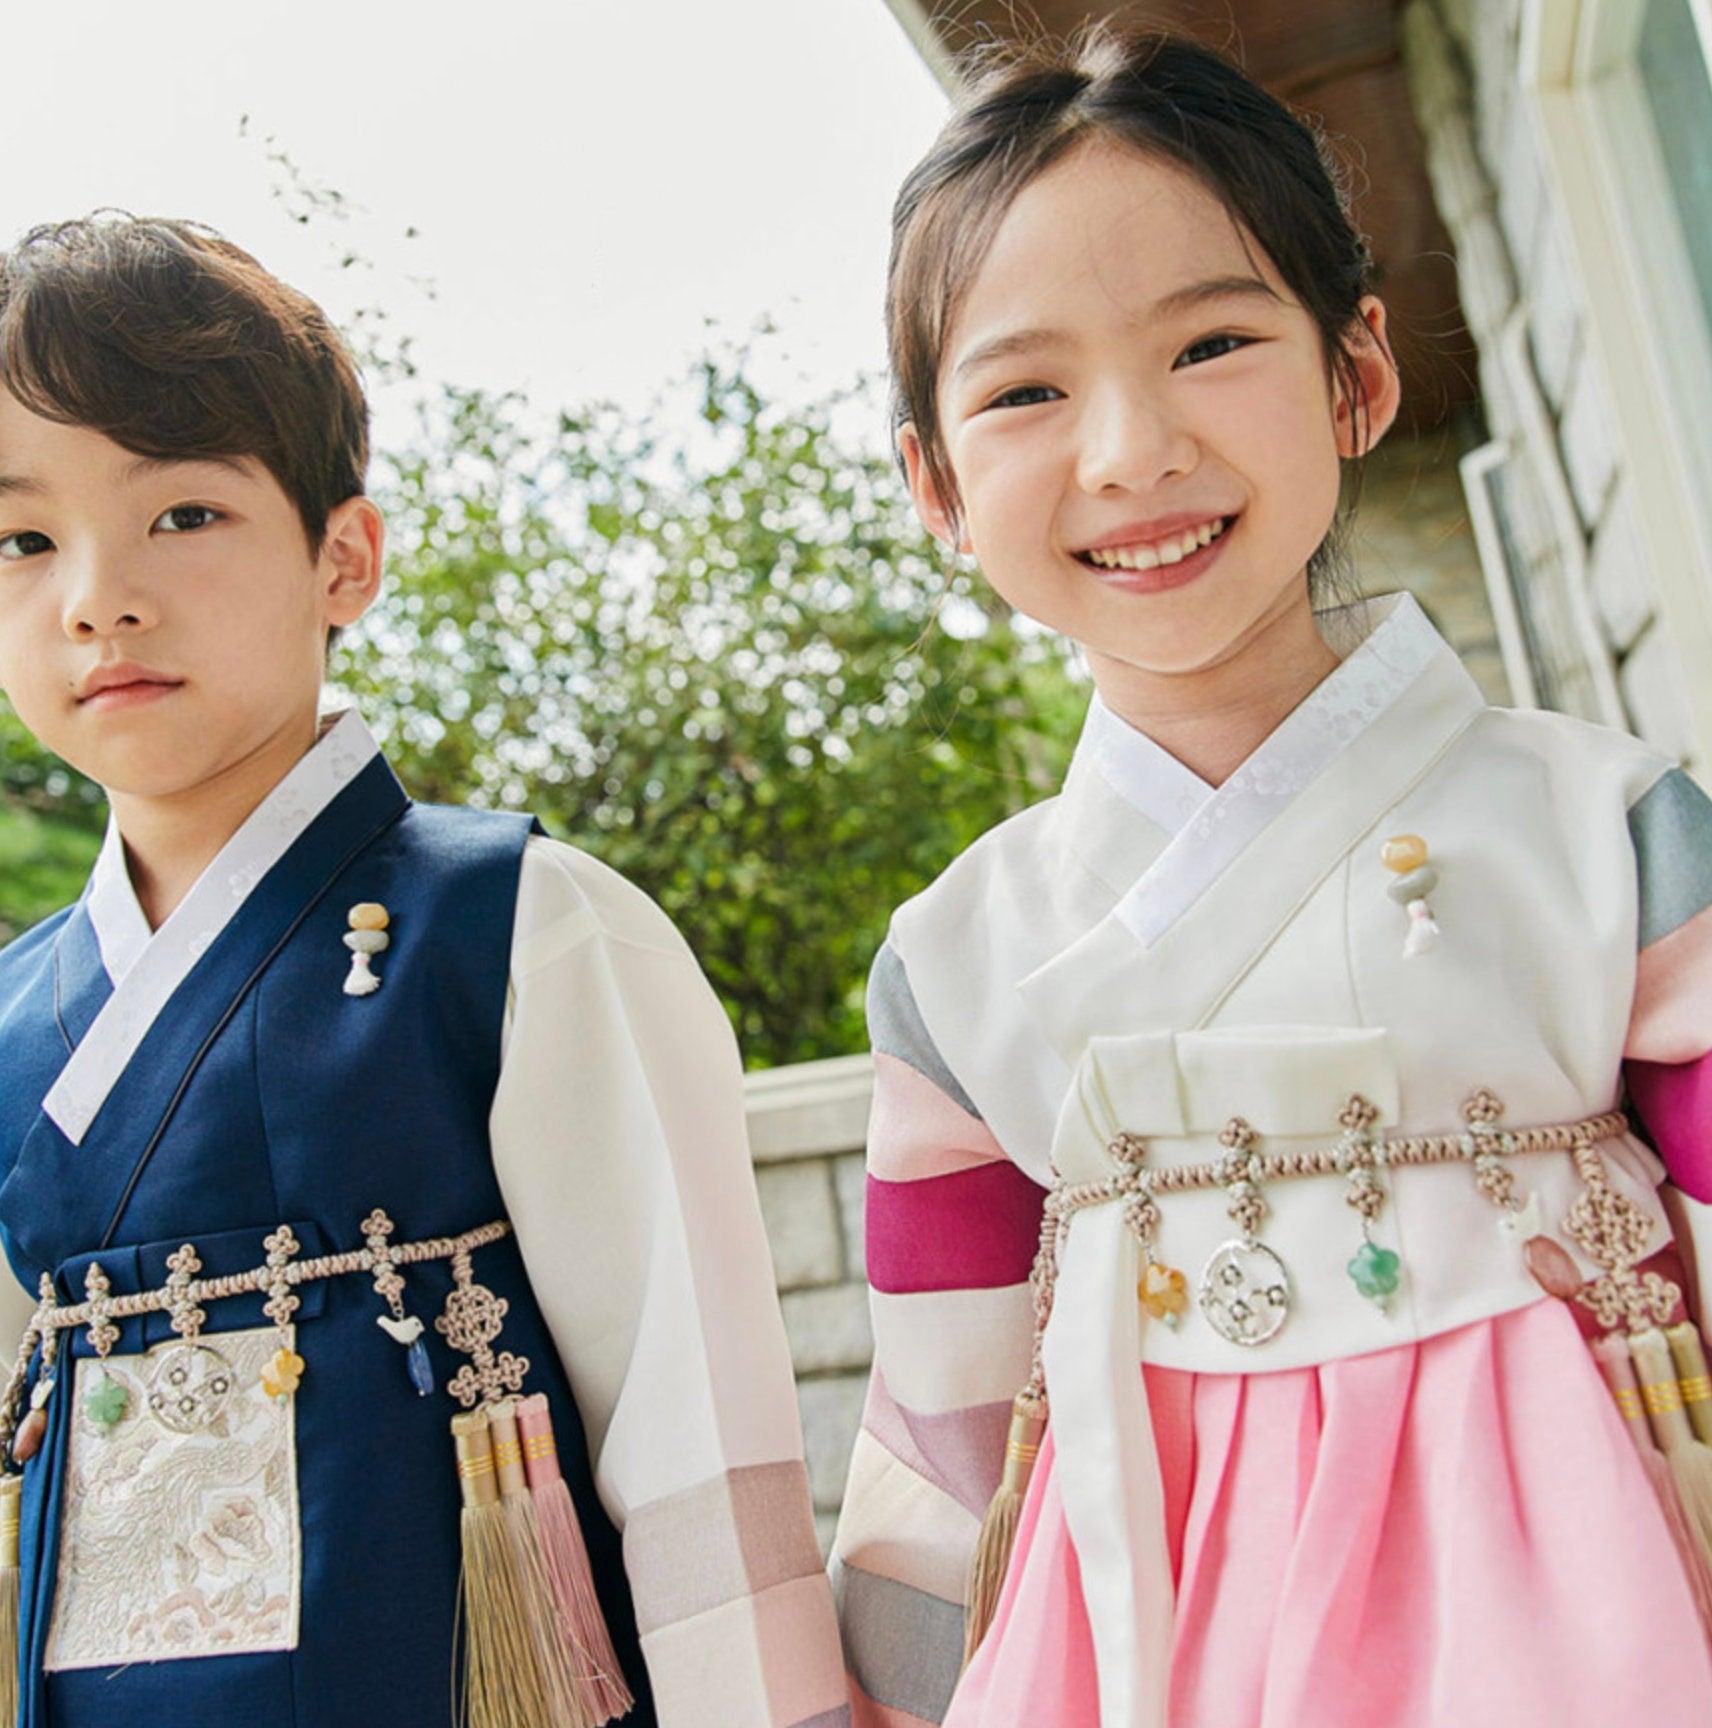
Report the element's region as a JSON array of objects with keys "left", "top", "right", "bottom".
[{"left": 0, "top": 755, "right": 655, "bottom": 1728}]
